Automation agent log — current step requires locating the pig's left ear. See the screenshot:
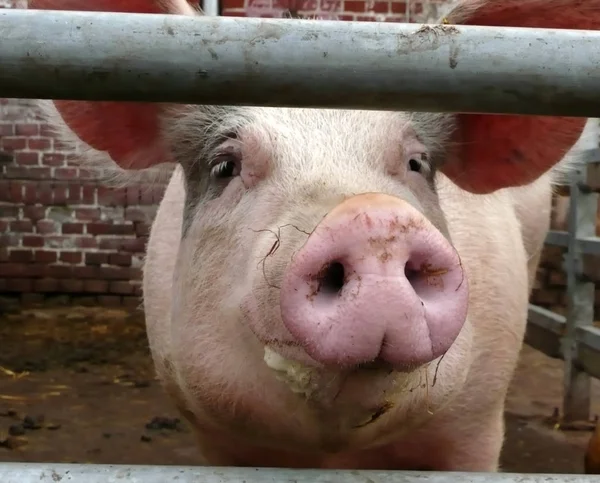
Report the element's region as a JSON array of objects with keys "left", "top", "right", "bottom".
[{"left": 439, "top": 0, "right": 599, "bottom": 194}]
